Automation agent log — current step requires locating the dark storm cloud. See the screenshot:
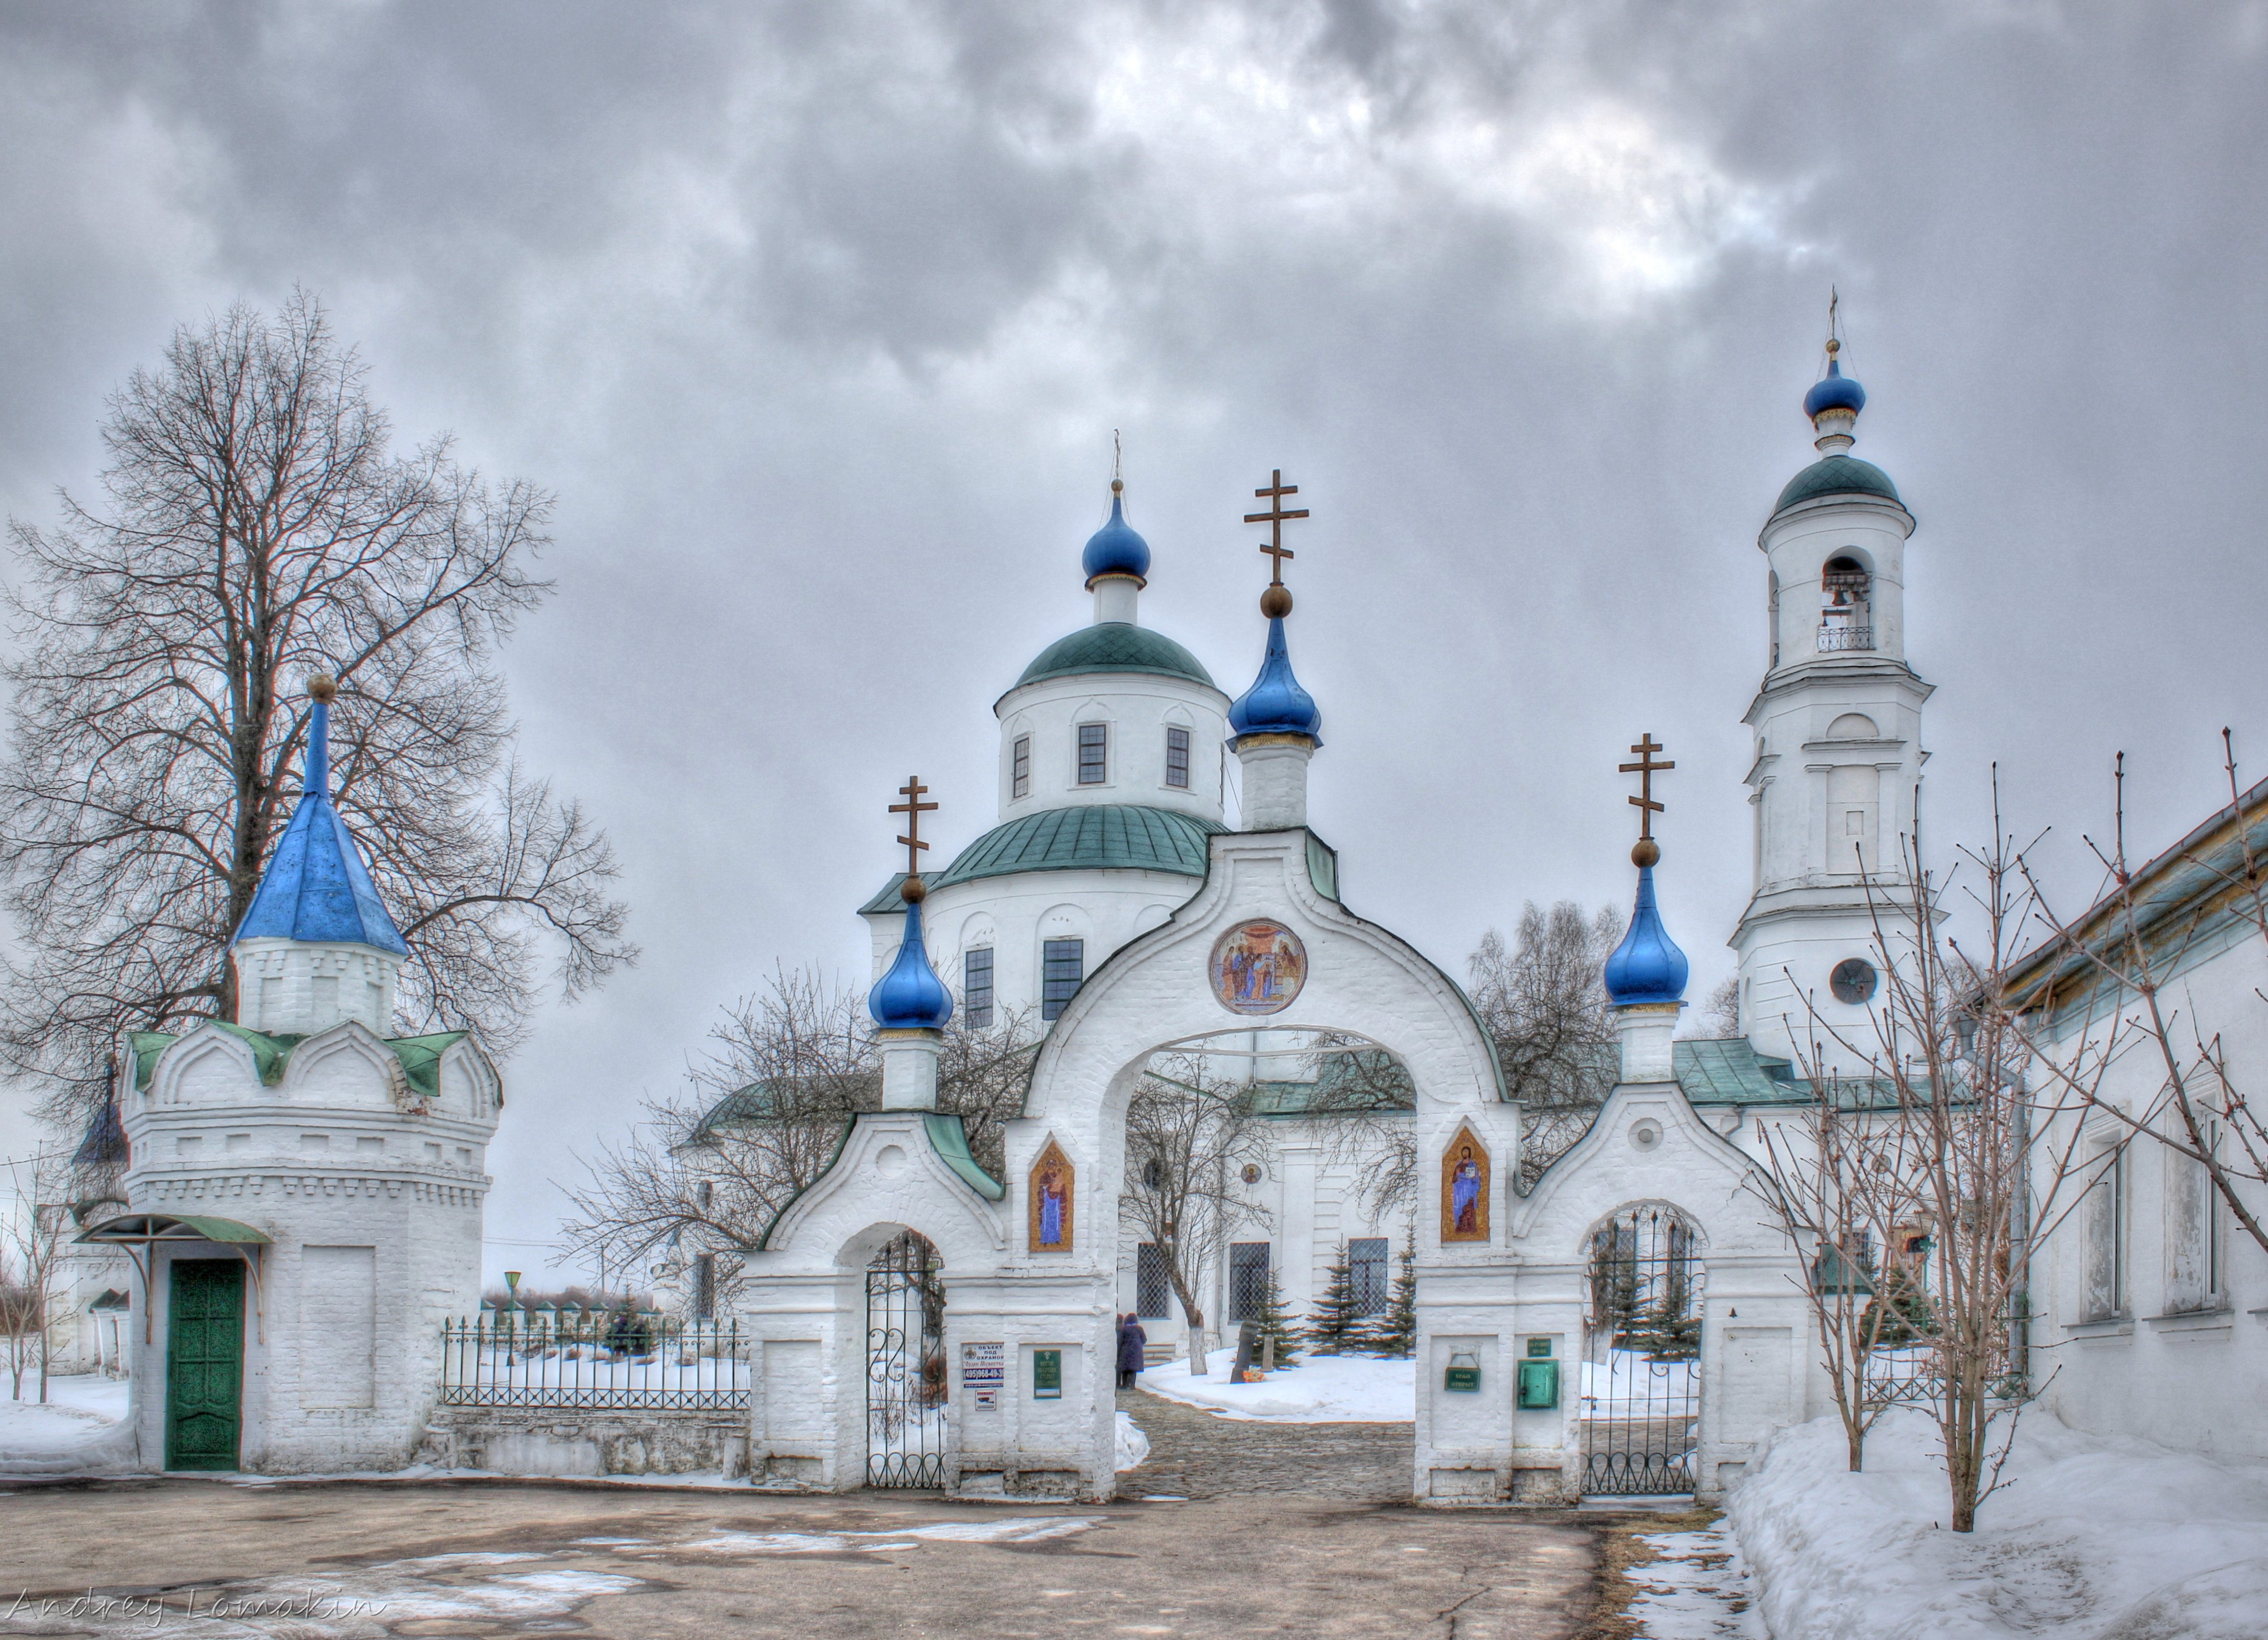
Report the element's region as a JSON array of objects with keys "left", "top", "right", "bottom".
[{"left": 4, "top": 1, "right": 2264, "bottom": 1277}]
